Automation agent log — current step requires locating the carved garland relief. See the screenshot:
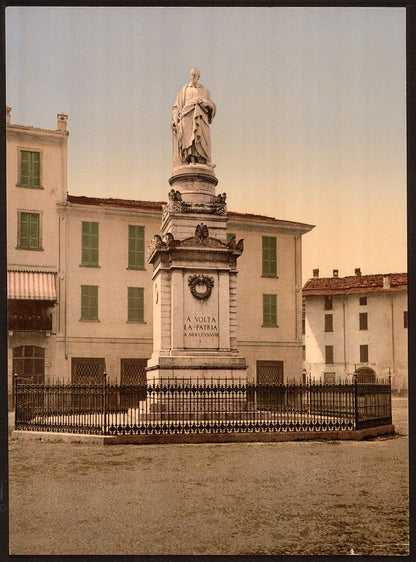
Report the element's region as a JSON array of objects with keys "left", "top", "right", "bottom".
[{"left": 188, "top": 274, "right": 214, "bottom": 300}]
